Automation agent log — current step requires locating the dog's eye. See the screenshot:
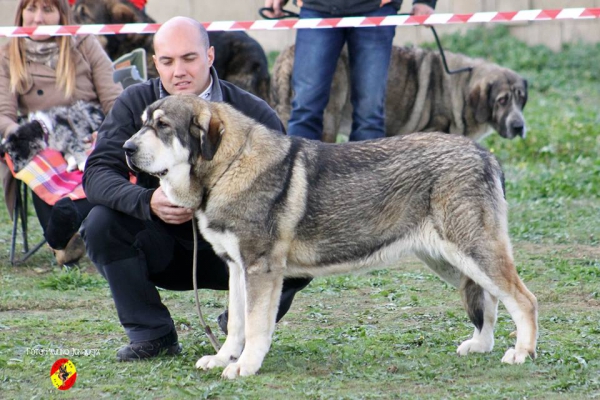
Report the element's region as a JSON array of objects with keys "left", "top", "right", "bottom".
[
  {"left": 498, "top": 95, "right": 508, "bottom": 106},
  {"left": 156, "top": 120, "right": 169, "bottom": 129}
]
